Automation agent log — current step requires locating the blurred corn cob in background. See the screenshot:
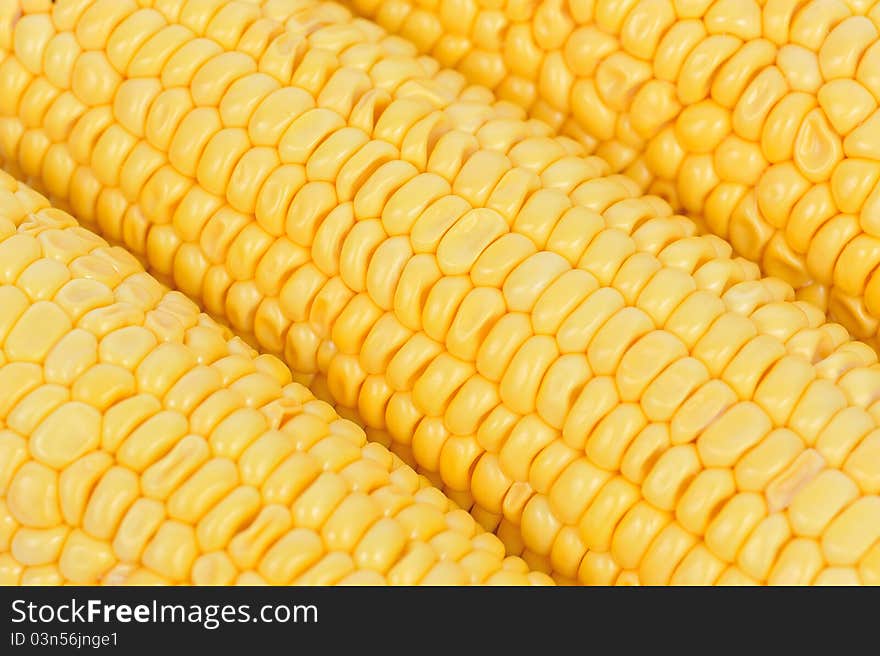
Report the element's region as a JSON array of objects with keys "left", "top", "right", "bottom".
[
  {"left": 4, "top": 0, "right": 880, "bottom": 585},
  {"left": 343, "top": 0, "right": 880, "bottom": 348},
  {"left": 0, "top": 170, "right": 551, "bottom": 586}
]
